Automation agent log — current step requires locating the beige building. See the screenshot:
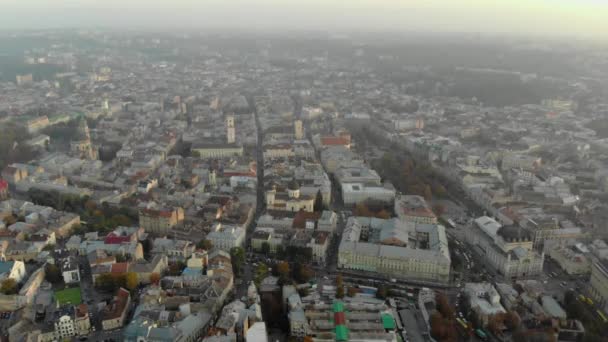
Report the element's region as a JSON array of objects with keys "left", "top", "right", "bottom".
[
  {"left": 266, "top": 180, "right": 314, "bottom": 213},
  {"left": 74, "top": 304, "right": 91, "bottom": 336},
  {"left": 467, "top": 216, "right": 544, "bottom": 278},
  {"left": 546, "top": 245, "right": 591, "bottom": 276},
  {"left": 192, "top": 143, "right": 243, "bottom": 158},
  {"left": 394, "top": 195, "right": 437, "bottom": 224},
  {"left": 589, "top": 260, "right": 608, "bottom": 312},
  {"left": 307, "top": 231, "right": 330, "bottom": 265},
  {"left": 102, "top": 288, "right": 131, "bottom": 330},
  {"left": 294, "top": 120, "right": 304, "bottom": 140},
  {"left": 338, "top": 217, "right": 451, "bottom": 283},
  {"left": 139, "top": 207, "right": 184, "bottom": 235}
]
